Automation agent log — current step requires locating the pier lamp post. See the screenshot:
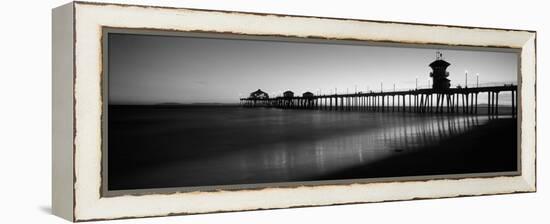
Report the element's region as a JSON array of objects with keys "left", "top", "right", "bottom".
[
  {"left": 415, "top": 76, "right": 418, "bottom": 90},
  {"left": 355, "top": 85, "right": 357, "bottom": 94},
  {"left": 465, "top": 70, "right": 468, "bottom": 88},
  {"left": 476, "top": 73, "right": 479, "bottom": 87},
  {"left": 381, "top": 81, "right": 383, "bottom": 92}
]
